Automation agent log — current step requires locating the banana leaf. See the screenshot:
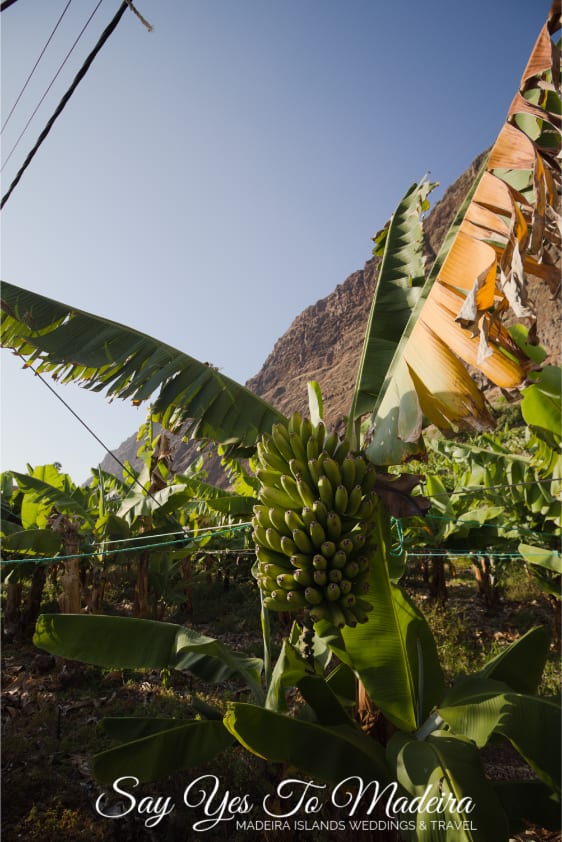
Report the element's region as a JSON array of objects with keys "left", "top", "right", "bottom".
[
  {"left": 33, "top": 614, "right": 264, "bottom": 702},
  {"left": 92, "top": 719, "right": 234, "bottom": 784},
  {"left": 223, "top": 702, "right": 389, "bottom": 784},
  {"left": 349, "top": 178, "right": 435, "bottom": 436},
  {"left": 320, "top": 508, "right": 444, "bottom": 732},
  {"left": 0, "top": 527, "right": 61, "bottom": 557},
  {"left": 493, "top": 781, "right": 562, "bottom": 833},
  {"left": 265, "top": 638, "right": 314, "bottom": 713},
  {"left": 518, "top": 543, "right": 562, "bottom": 576},
  {"left": 475, "top": 625, "right": 550, "bottom": 695},
  {"left": 1, "top": 282, "right": 285, "bottom": 456},
  {"left": 296, "top": 673, "right": 356, "bottom": 727},
  {"left": 361, "top": 8, "right": 560, "bottom": 465},
  {"left": 387, "top": 730, "right": 510, "bottom": 842},
  {"left": 437, "top": 677, "right": 561, "bottom": 795},
  {"left": 101, "top": 717, "right": 193, "bottom": 741},
  {"left": 116, "top": 485, "right": 195, "bottom": 521},
  {"left": 521, "top": 365, "right": 562, "bottom": 440},
  {"left": 12, "top": 470, "right": 96, "bottom": 527}
]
